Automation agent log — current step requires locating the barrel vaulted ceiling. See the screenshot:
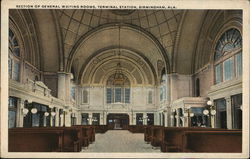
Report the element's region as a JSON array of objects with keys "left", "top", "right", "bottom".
[
  {"left": 54, "top": 9, "right": 183, "bottom": 85},
  {"left": 11, "top": 9, "right": 239, "bottom": 85},
  {"left": 56, "top": 9, "right": 183, "bottom": 64}
]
